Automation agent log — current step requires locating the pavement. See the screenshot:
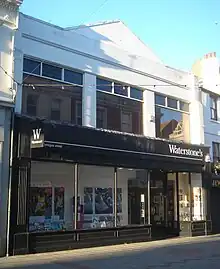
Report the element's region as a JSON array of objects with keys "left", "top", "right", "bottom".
[{"left": 1, "top": 235, "right": 220, "bottom": 268}]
